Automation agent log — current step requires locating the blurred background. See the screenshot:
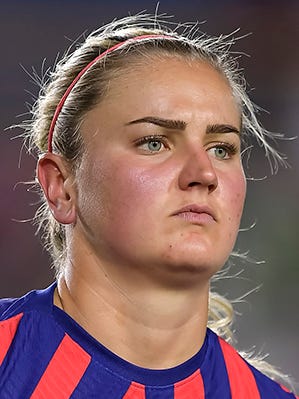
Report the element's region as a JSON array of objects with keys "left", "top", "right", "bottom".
[{"left": 0, "top": 0, "right": 298, "bottom": 388}]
